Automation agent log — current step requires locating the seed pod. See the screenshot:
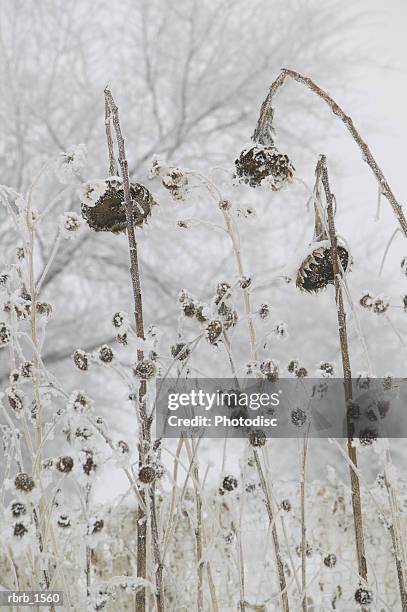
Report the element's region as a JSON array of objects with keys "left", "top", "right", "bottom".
[
  {"left": 55, "top": 456, "right": 74, "bottom": 474},
  {"left": 73, "top": 349, "right": 89, "bottom": 371},
  {"left": 133, "top": 359, "right": 157, "bottom": 380},
  {"left": 235, "top": 145, "right": 294, "bottom": 190},
  {"left": 14, "top": 473, "right": 35, "bottom": 493},
  {"left": 81, "top": 177, "right": 155, "bottom": 233},
  {"left": 296, "top": 241, "right": 351, "bottom": 293},
  {"left": 138, "top": 465, "right": 156, "bottom": 484},
  {"left": 171, "top": 342, "right": 190, "bottom": 361}
]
